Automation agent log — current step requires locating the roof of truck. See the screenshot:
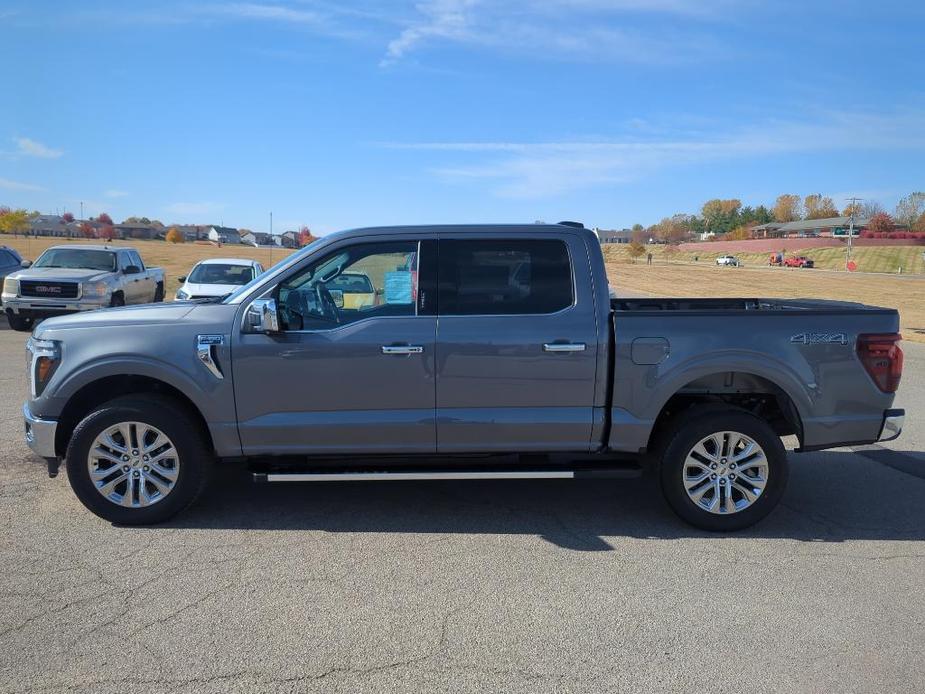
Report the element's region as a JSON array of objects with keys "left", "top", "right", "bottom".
[{"left": 43, "top": 245, "right": 130, "bottom": 252}]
